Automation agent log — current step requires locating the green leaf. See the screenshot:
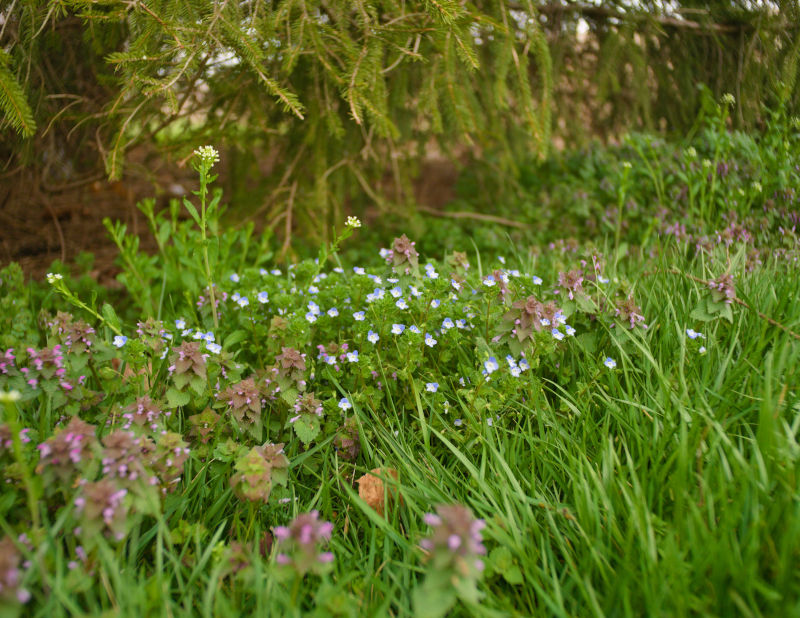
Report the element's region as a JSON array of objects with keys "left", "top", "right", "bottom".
[
  {"left": 189, "top": 375, "right": 207, "bottom": 396},
  {"left": 292, "top": 414, "right": 320, "bottom": 446},
  {"left": 224, "top": 330, "right": 248, "bottom": 348},
  {"left": 690, "top": 299, "right": 716, "bottom": 322},
  {"left": 166, "top": 387, "right": 191, "bottom": 408},
  {"left": 101, "top": 303, "right": 122, "bottom": 332},
  {"left": 182, "top": 197, "right": 201, "bottom": 225}
]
